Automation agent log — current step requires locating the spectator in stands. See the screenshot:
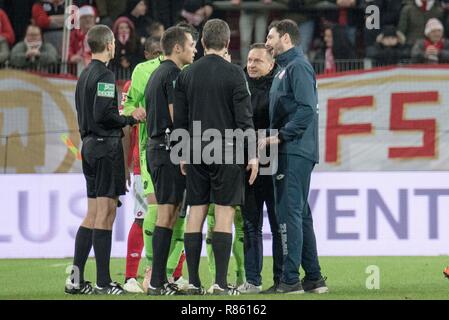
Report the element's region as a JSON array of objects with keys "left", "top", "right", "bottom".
[
  {"left": 411, "top": 18, "right": 449, "bottom": 64},
  {"left": 328, "top": 0, "right": 362, "bottom": 46},
  {"left": 110, "top": 16, "right": 143, "bottom": 77},
  {"left": 143, "top": 36, "right": 162, "bottom": 60},
  {"left": 398, "top": 0, "right": 444, "bottom": 47},
  {"left": 68, "top": 5, "right": 96, "bottom": 71},
  {"left": 279, "top": 0, "right": 321, "bottom": 57},
  {"left": 0, "top": 0, "right": 34, "bottom": 42},
  {"left": 147, "top": 21, "right": 165, "bottom": 39},
  {"left": 442, "top": 0, "right": 449, "bottom": 38},
  {"left": 10, "top": 25, "right": 58, "bottom": 69},
  {"left": 180, "top": 0, "right": 213, "bottom": 58},
  {"left": 363, "top": 0, "right": 404, "bottom": 50},
  {"left": 32, "top": 0, "right": 65, "bottom": 55},
  {"left": 313, "top": 25, "right": 357, "bottom": 73},
  {"left": 150, "top": 0, "right": 184, "bottom": 29},
  {"left": 231, "top": 0, "right": 271, "bottom": 65},
  {"left": 126, "top": 0, "right": 152, "bottom": 45},
  {"left": 0, "top": 8, "right": 13, "bottom": 46},
  {"left": 0, "top": 8, "right": 14, "bottom": 64},
  {"left": 367, "top": 25, "right": 410, "bottom": 66},
  {"left": 95, "top": 0, "right": 128, "bottom": 27}
]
